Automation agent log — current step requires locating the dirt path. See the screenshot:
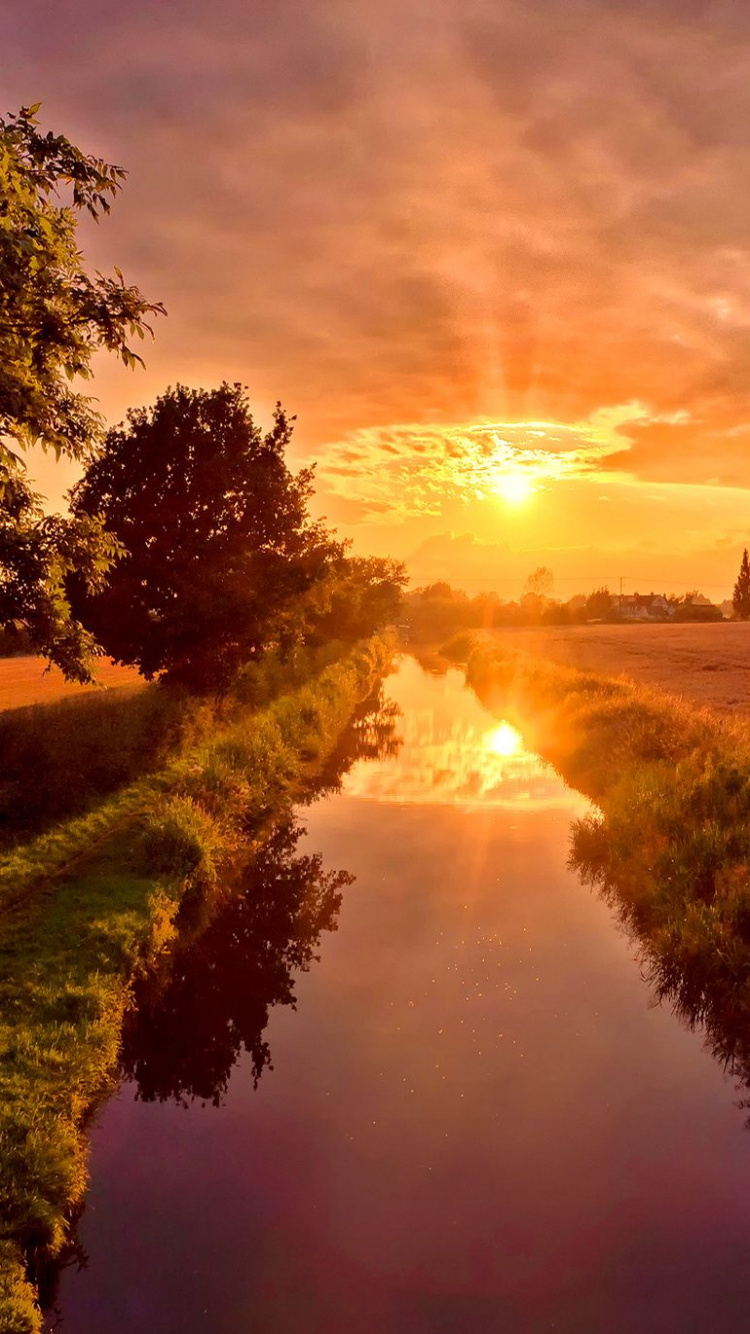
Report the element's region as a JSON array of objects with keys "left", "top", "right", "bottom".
[
  {"left": 488, "top": 623, "right": 750, "bottom": 716},
  {"left": 0, "top": 656, "right": 143, "bottom": 711}
]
